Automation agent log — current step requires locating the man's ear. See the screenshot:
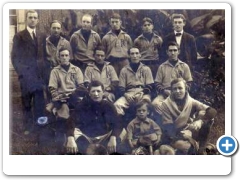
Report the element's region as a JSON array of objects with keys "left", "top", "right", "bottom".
[{"left": 178, "top": 49, "right": 181, "bottom": 55}]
